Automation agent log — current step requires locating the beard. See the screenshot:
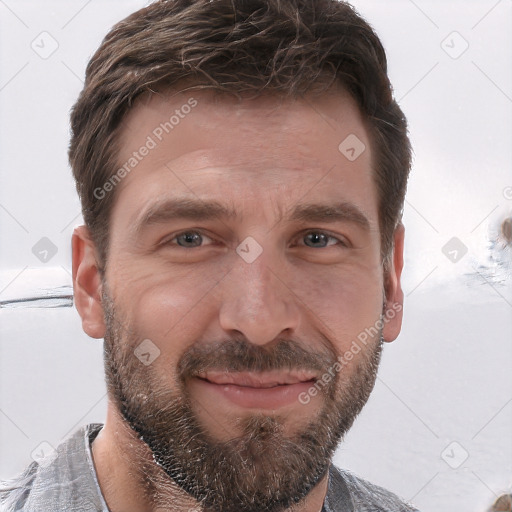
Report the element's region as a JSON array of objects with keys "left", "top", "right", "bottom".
[{"left": 100, "top": 286, "right": 383, "bottom": 512}]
